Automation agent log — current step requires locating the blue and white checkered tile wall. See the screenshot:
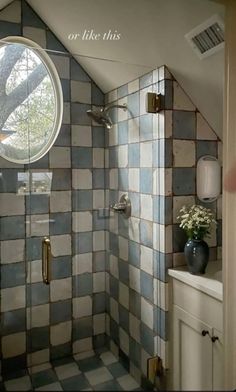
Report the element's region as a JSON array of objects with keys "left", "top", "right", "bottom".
[
  {"left": 104, "top": 65, "right": 222, "bottom": 379},
  {"left": 0, "top": 0, "right": 107, "bottom": 376}
]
